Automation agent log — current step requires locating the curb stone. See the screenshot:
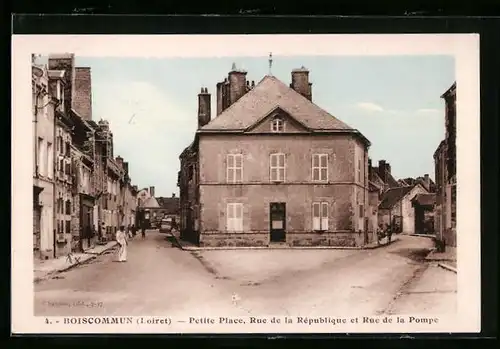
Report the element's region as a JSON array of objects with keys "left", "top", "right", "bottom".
[
  {"left": 437, "top": 262, "right": 457, "bottom": 274},
  {"left": 34, "top": 242, "right": 118, "bottom": 283},
  {"left": 169, "top": 233, "right": 399, "bottom": 251},
  {"left": 412, "top": 234, "right": 437, "bottom": 239}
]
